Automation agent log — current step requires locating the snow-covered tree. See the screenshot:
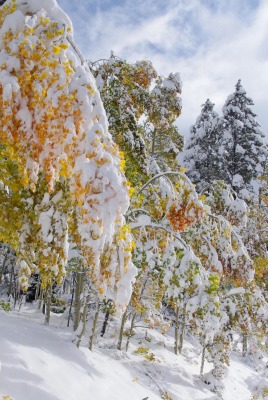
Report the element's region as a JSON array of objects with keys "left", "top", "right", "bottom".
[
  {"left": 89, "top": 55, "right": 155, "bottom": 186},
  {"left": 89, "top": 55, "right": 183, "bottom": 185},
  {"left": 115, "top": 170, "right": 206, "bottom": 350},
  {"left": 0, "top": 242, "right": 16, "bottom": 298},
  {"left": 233, "top": 284, "right": 268, "bottom": 357},
  {"left": 220, "top": 80, "right": 267, "bottom": 198},
  {"left": 184, "top": 99, "right": 222, "bottom": 191},
  {"left": 184, "top": 181, "right": 253, "bottom": 287},
  {"left": 147, "top": 72, "right": 183, "bottom": 171},
  {"left": 0, "top": 0, "right": 136, "bottom": 324},
  {"left": 164, "top": 243, "right": 220, "bottom": 356},
  {"left": 184, "top": 83, "right": 267, "bottom": 200},
  {"left": 182, "top": 181, "right": 256, "bottom": 392}
]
